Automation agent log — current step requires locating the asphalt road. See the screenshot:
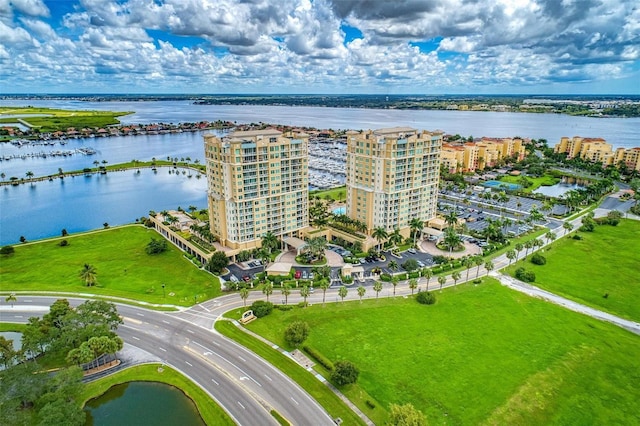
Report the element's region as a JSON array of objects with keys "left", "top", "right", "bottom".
[{"left": 0, "top": 296, "right": 335, "bottom": 426}]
